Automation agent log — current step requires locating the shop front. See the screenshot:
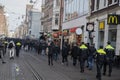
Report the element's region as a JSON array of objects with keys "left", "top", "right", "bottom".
[{"left": 62, "top": 27, "right": 83, "bottom": 45}]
